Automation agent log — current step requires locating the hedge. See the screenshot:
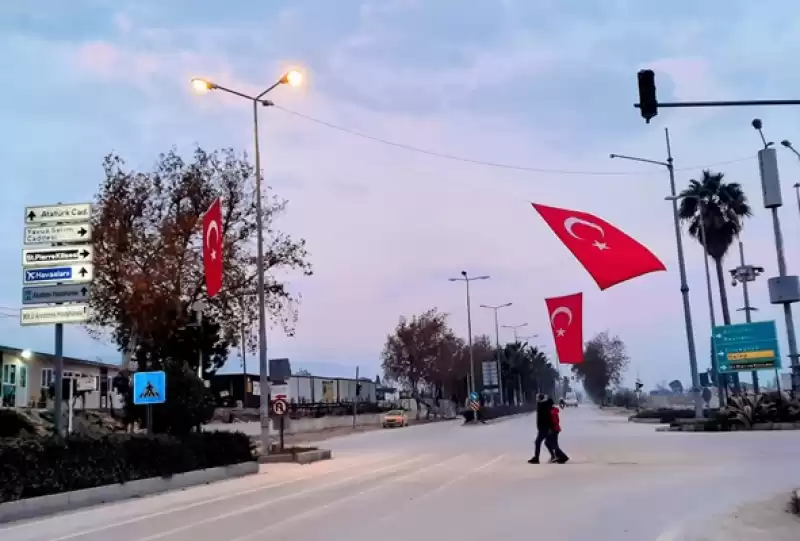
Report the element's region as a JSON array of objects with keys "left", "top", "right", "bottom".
[
  {"left": 632, "top": 408, "right": 719, "bottom": 423},
  {"left": 461, "top": 403, "right": 537, "bottom": 422},
  {"left": 0, "top": 431, "right": 256, "bottom": 503}
]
